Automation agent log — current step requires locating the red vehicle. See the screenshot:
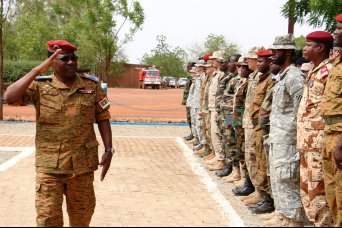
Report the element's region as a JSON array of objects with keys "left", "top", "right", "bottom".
[{"left": 137, "top": 67, "right": 161, "bottom": 89}]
